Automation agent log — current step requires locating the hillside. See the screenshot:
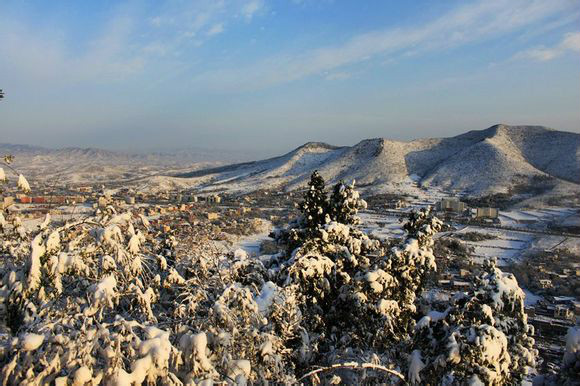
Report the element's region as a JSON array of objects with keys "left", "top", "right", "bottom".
[{"left": 153, "top": 124, "right": 580, "bottom": 198}]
